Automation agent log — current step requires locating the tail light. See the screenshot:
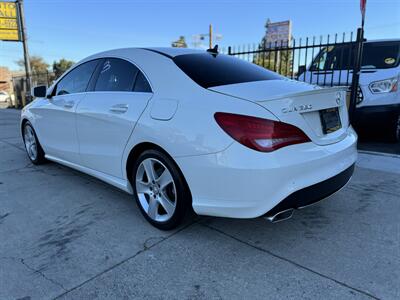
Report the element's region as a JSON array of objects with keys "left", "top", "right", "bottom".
[{"left": 214, "top": 112, "right": 310, "bottom": 152}]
